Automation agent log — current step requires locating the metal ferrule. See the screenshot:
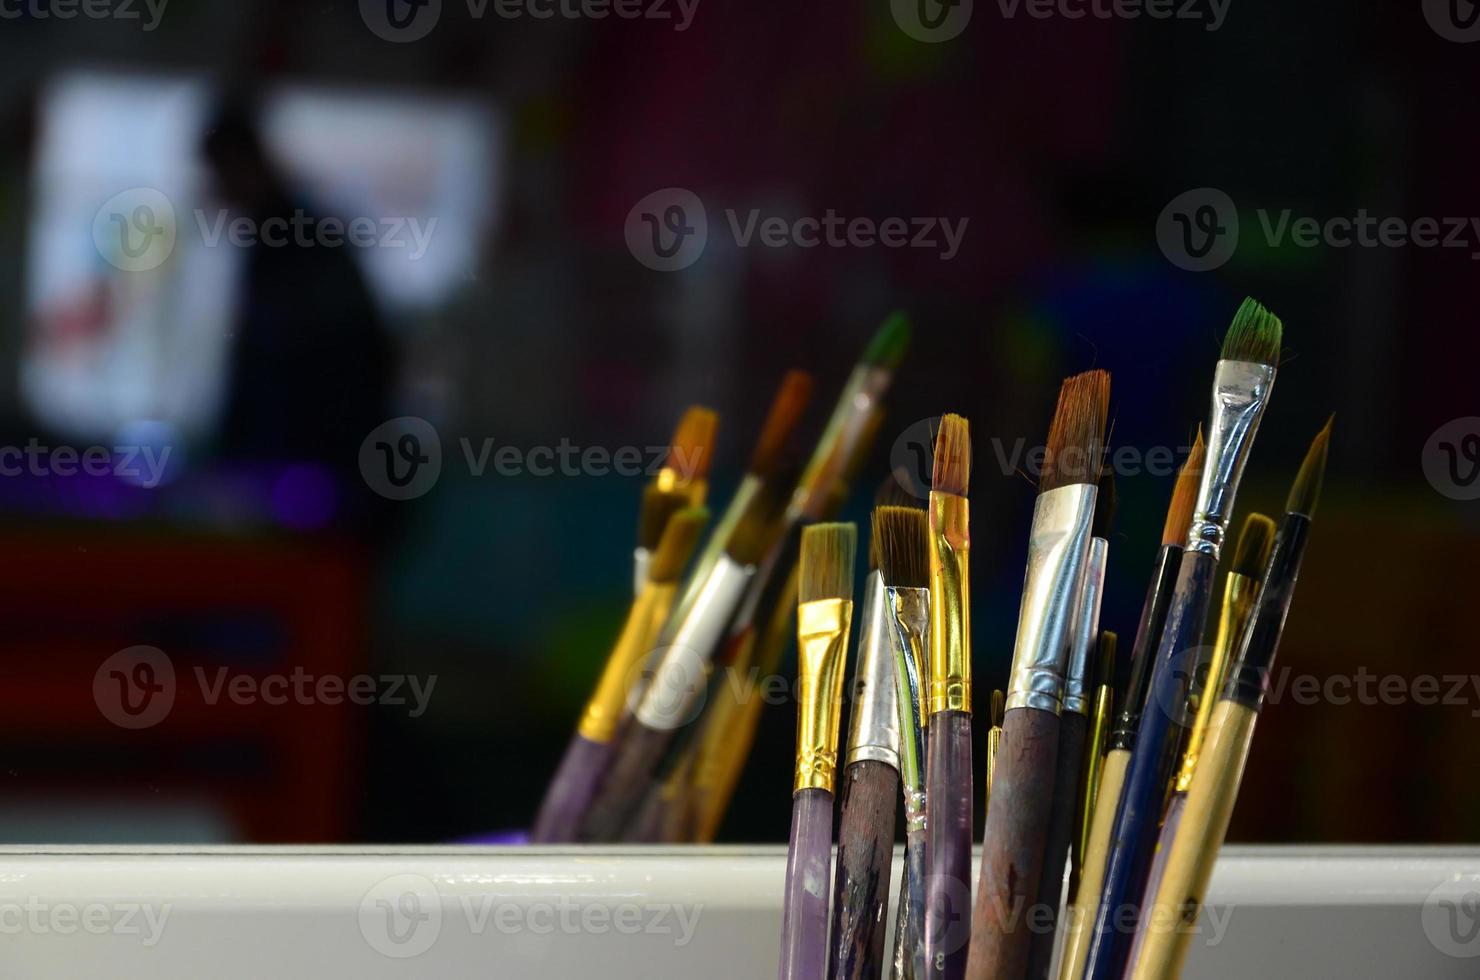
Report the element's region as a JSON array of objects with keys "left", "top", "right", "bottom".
[
  {"left": 886, "top": 584, "right": 931, "bottom": 834},
  {"left": 985, "top": 724, "right": 1002, "bottom": 800},
  {"left": 927, "top": 491, "right": 971, "bottom": 715},
  {"left": 794, "top": 598, "right": 854, "bottom": 793},
  {"left": 632, "top": 547, "right": 652, "bottom": 597},
  {"left": 791, "top": 365, "right": 890, "bottom": 521},
  {"left": 633, "top": 554, "right": 754, "bottom": 731},
  {"left": 1062, "top": 536, "right": 1109, "bottom": 715},
  {"left": 1078, "top": 680, "right": 1114, "bottom": 865},
  {"left": 847, "top": 572, "right": 901, "bottom": 770},
  {"left": 1187, "top": 359, "right": 1277, "bottom": 558},
  {"left": 1175, "top": 570, "right": 1259, "bottom": 792},
  {"left": 578, "top": 580, "right": 679, "bottom": 743},
  {"left": 1006, "top": 483, "right": 1098, "bottom": 714}
]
